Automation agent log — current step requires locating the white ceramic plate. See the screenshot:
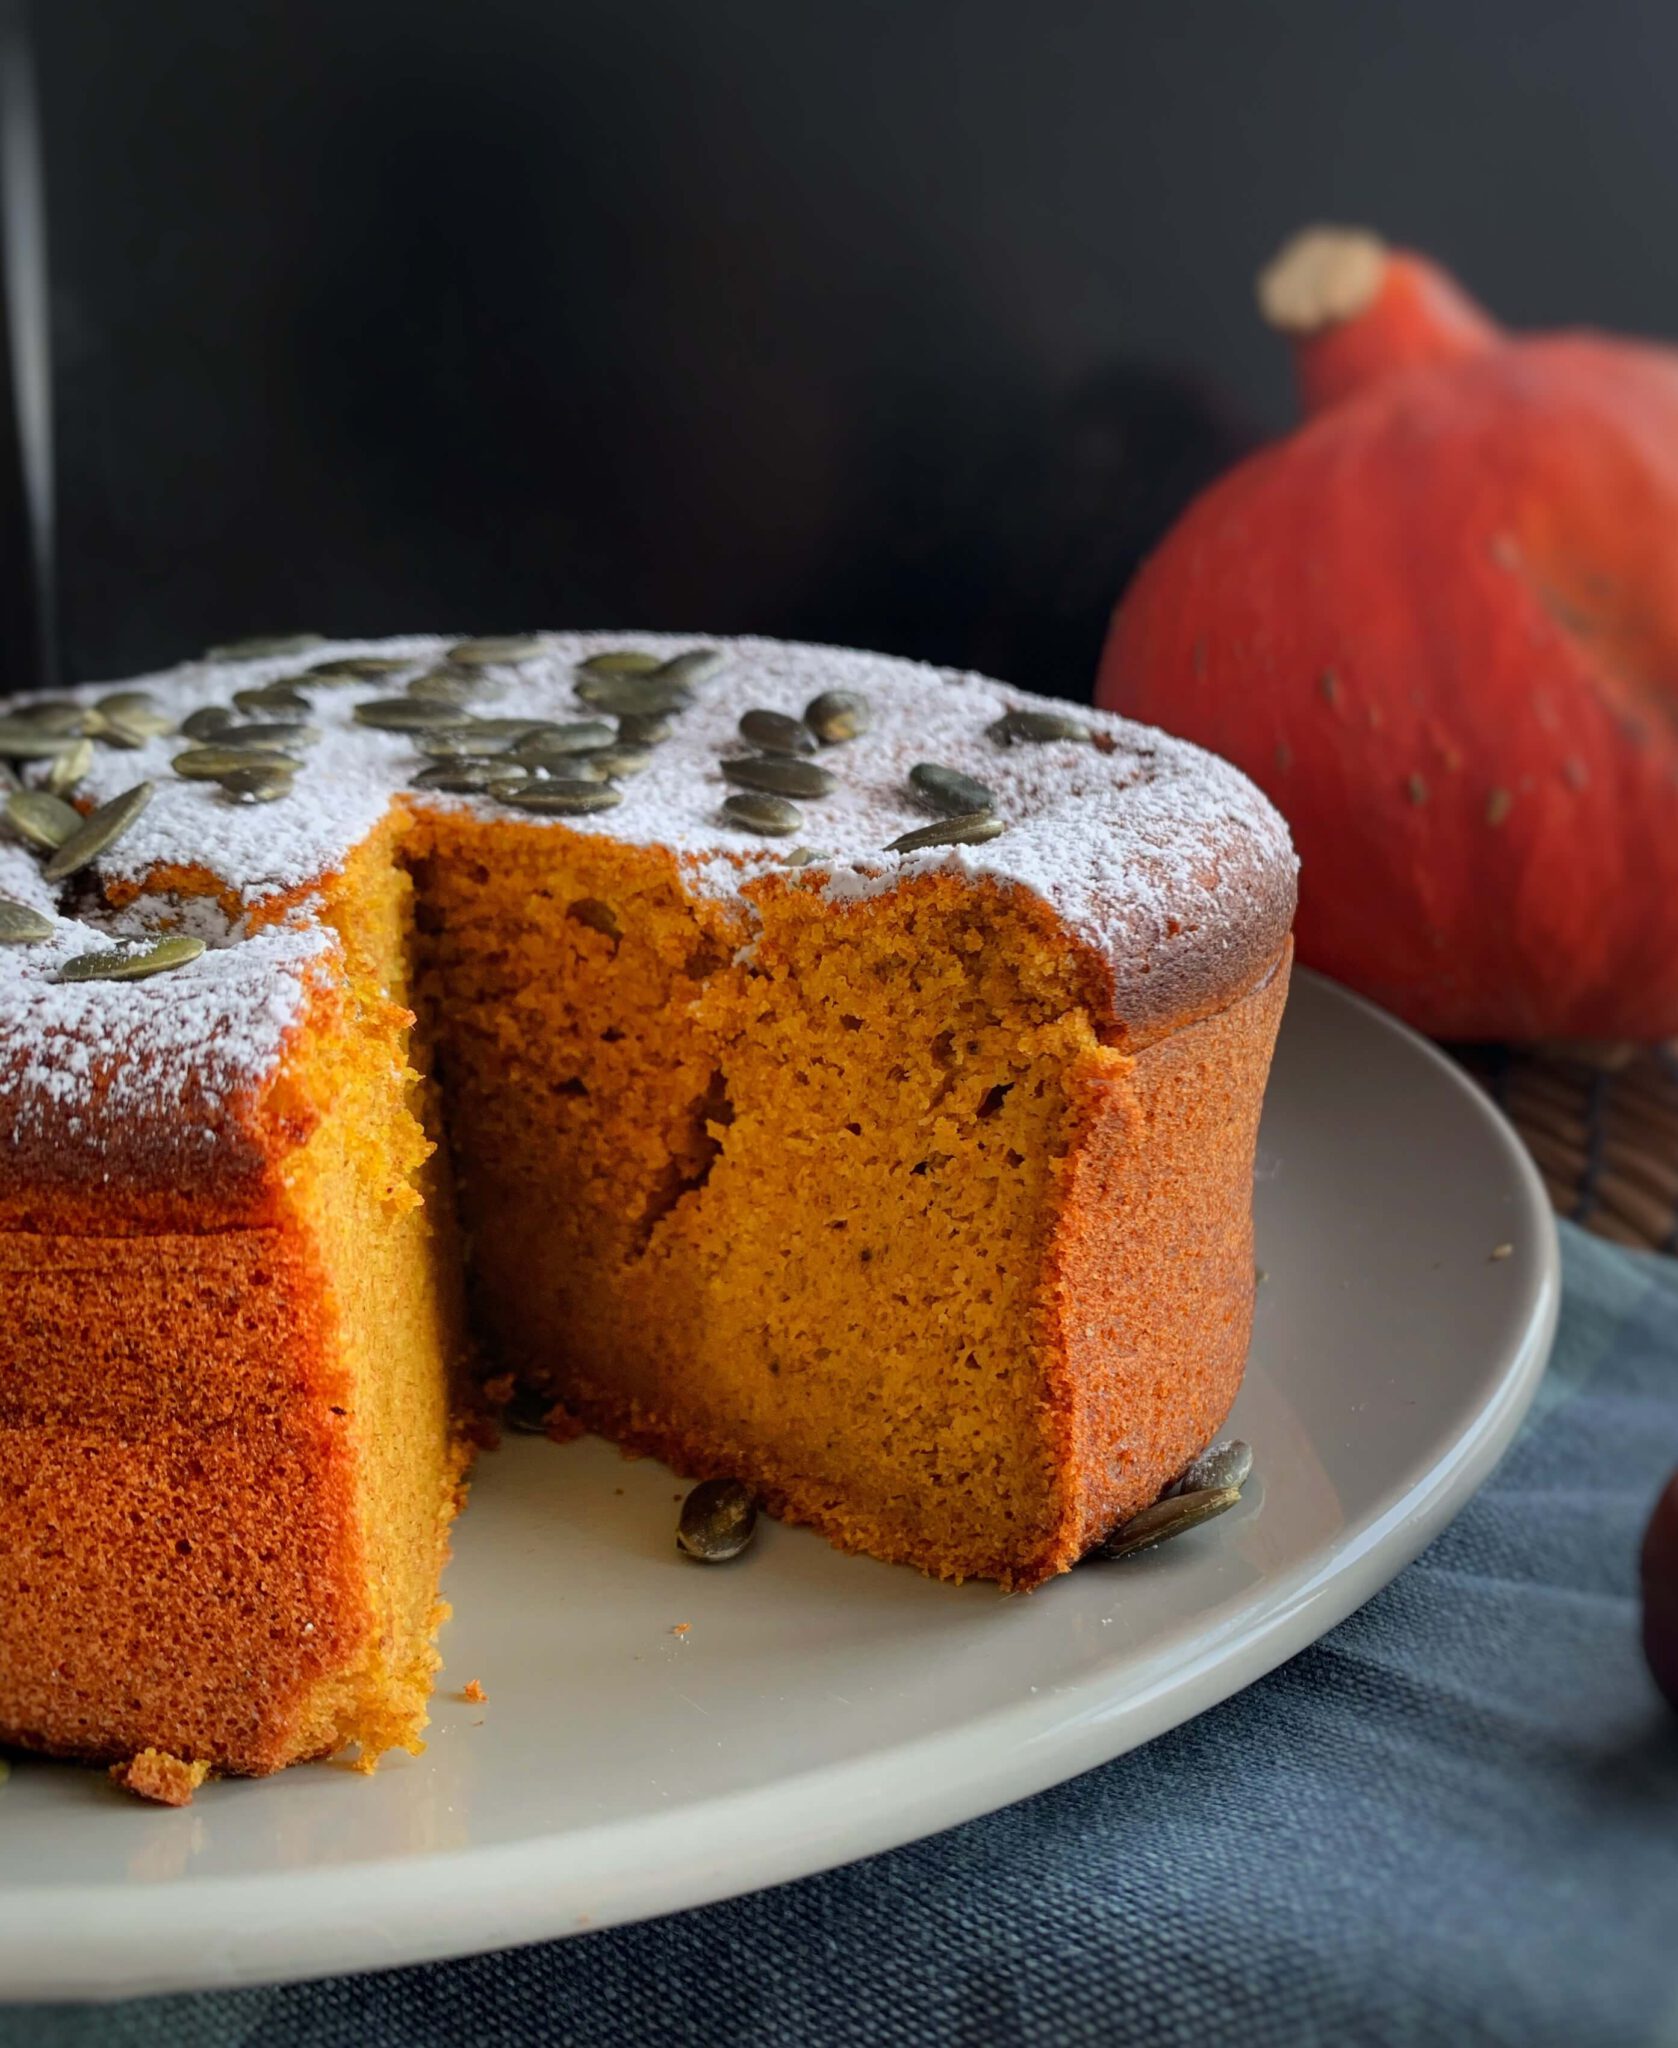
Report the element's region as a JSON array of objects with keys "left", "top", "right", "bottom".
[{"left": 0, "top": 971, "right": 1559, "bottom": 2002}]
